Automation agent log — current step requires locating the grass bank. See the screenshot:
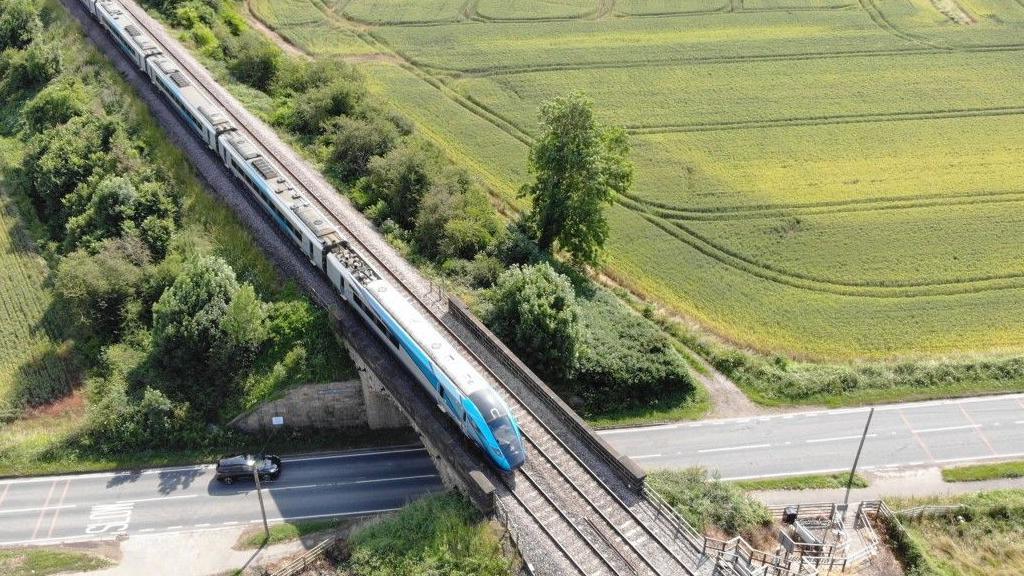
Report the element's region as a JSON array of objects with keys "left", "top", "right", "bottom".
[
  {"left": 0, "top": 548, "right": 111, "bottom": 575},
  {"left": 887, "top": 490, "right": 1024, "bottom": 576},
  {"left": 733, "top": 473, "right": 868, "bottom": 492},
  {"left": 942, "top": 460, "right": 1024, "bottom": 483}
]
